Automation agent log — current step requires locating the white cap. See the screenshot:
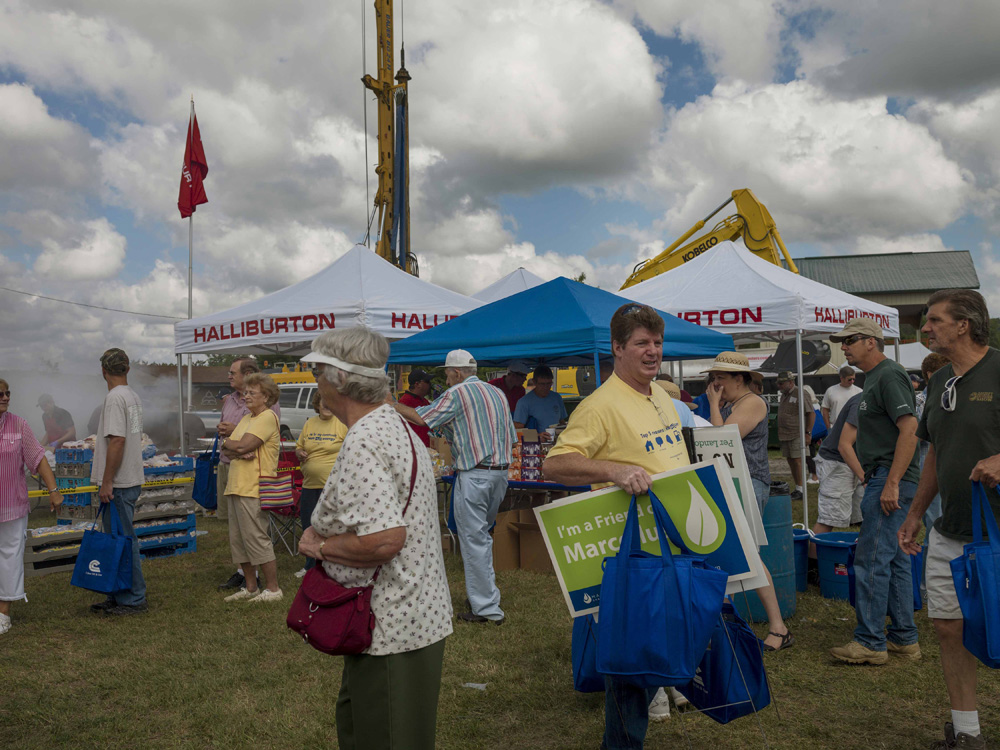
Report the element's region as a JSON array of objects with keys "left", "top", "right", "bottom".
[{"left": 444, "top": 349, "right": 477, "bottom": 368}]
